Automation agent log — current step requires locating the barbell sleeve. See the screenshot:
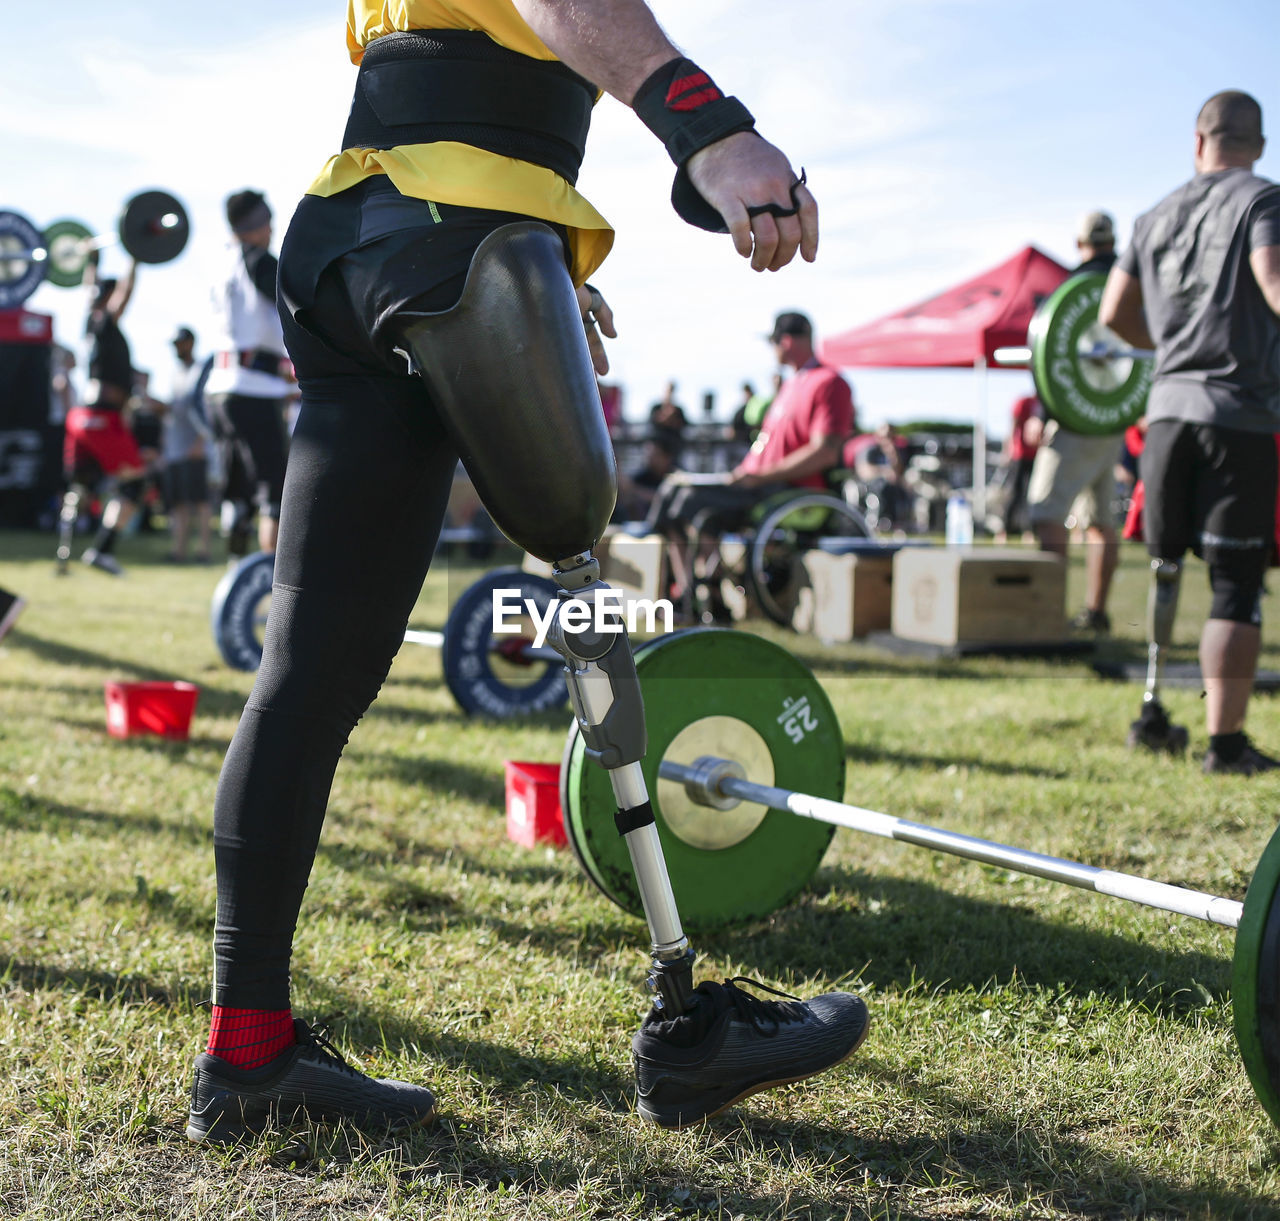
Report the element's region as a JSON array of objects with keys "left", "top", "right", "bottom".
[
  {"left": 657, "top": 758, "right": 1243, "bottom": 929},
  {"left": 401, "top": 628, "right": 561, "bottom": 663}
]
